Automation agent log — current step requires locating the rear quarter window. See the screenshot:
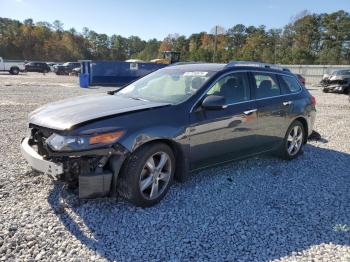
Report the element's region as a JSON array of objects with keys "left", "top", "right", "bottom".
[
  {"left": 253, "top": 73, "right": 280, "bottom": 99},
  {"left": 279, "top": 75, "right": 302, "bottom": 94}
]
